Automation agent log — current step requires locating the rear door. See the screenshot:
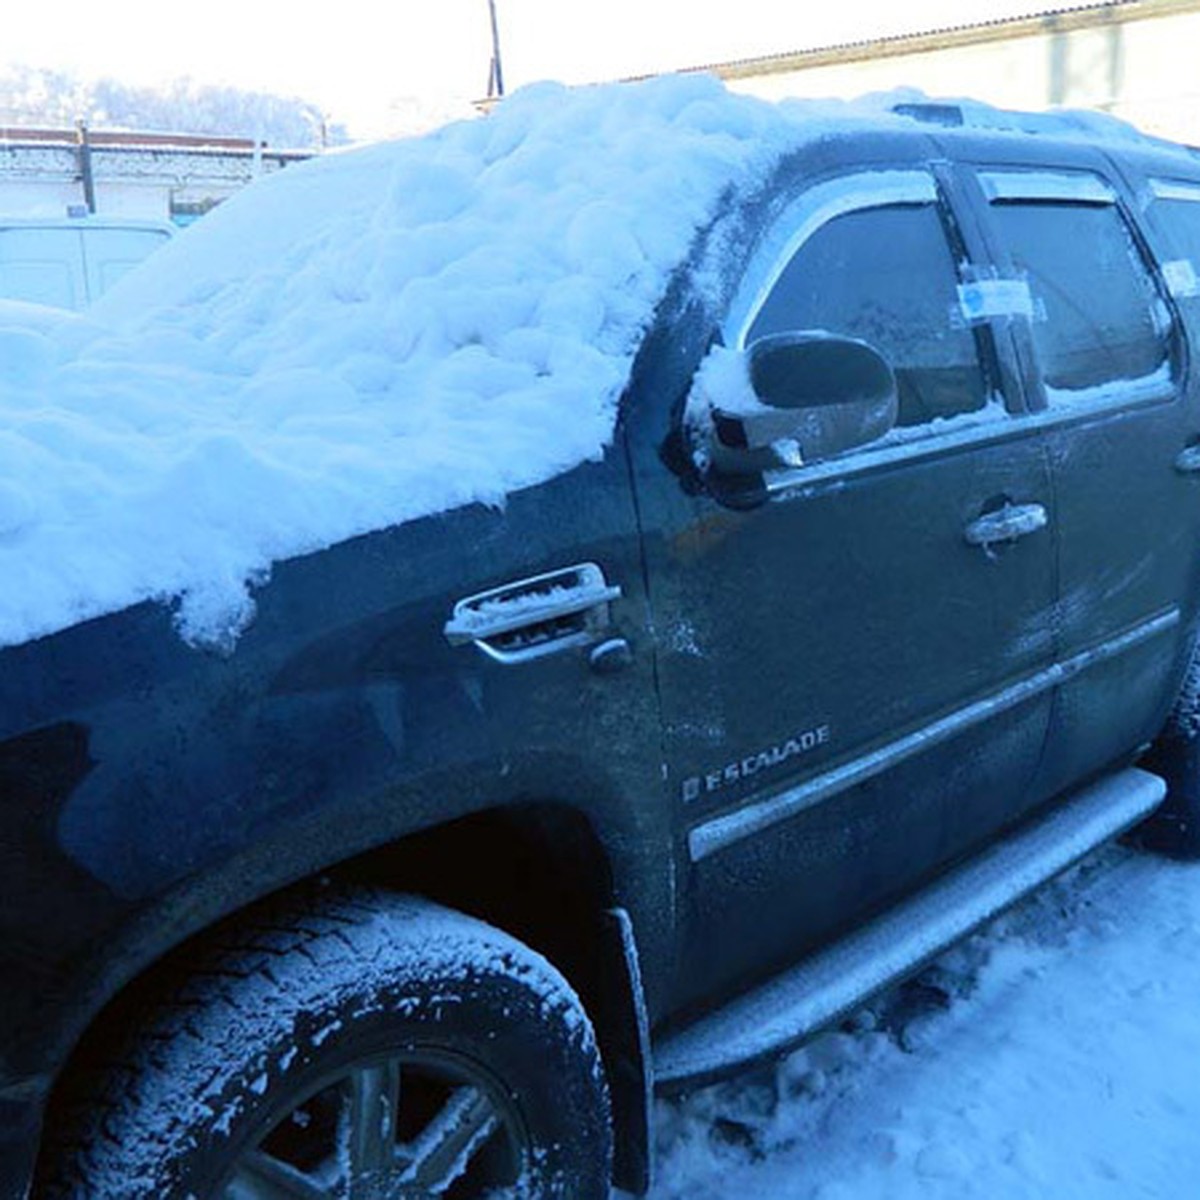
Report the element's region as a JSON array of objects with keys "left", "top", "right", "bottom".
[
  {"left": 0, "top": 227, "right": 85, "bottom": 309},
  {"left": 81, "top": 225, "right": 172, "bottom": 301},
  {"left": 967, "top": 167, "right": 1198, "bottom": 799},
  {"left": 632, "top": 162, "right": 1059, "bottom": 1011}
]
